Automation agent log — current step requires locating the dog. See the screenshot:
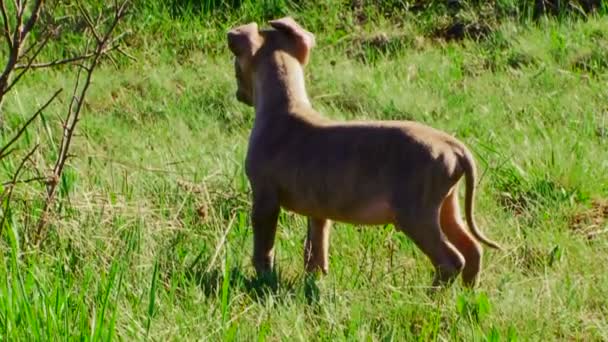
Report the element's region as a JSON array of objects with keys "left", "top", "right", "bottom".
[{"left": 227, "top": 17, "right": 501, "bottom": 288}]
